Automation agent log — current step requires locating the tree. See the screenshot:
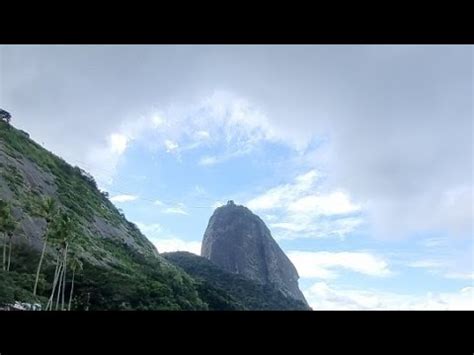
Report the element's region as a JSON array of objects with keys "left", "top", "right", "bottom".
[
  {"left": 33, "top": 197, "right": 58, "bottom": 296},
  {"left": 67, "top": 251, "right": 83, "bottom": 311},
  {"left": 0, "top": 200, "right": 15, "bottom": 271},
  {"left": 44, "top": 213, "right": 78, "bottom": 311},
  {"left": 0, "top": 200, "right": 8, "bottom": 271},
  {"left": 59, "top": 215, "right": 77, "bottom": 310},
  {"left": 5, "top": 217, "right": 18, "bottom": 272},
  {"left": 0, "top": 109, "right": 11, "bottom": 124}
]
